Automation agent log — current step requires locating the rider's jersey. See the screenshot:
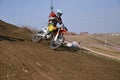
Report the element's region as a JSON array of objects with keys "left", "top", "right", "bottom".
[{"left": 48, "top": 11, "right": 63, "bottom": 26}]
